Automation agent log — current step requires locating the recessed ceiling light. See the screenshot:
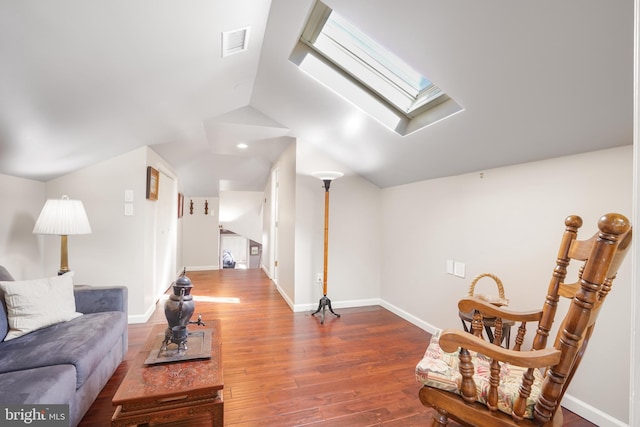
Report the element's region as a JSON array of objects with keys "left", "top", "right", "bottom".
[{"left": 237, "top": 143, "right": 248, "bottom": 149}]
